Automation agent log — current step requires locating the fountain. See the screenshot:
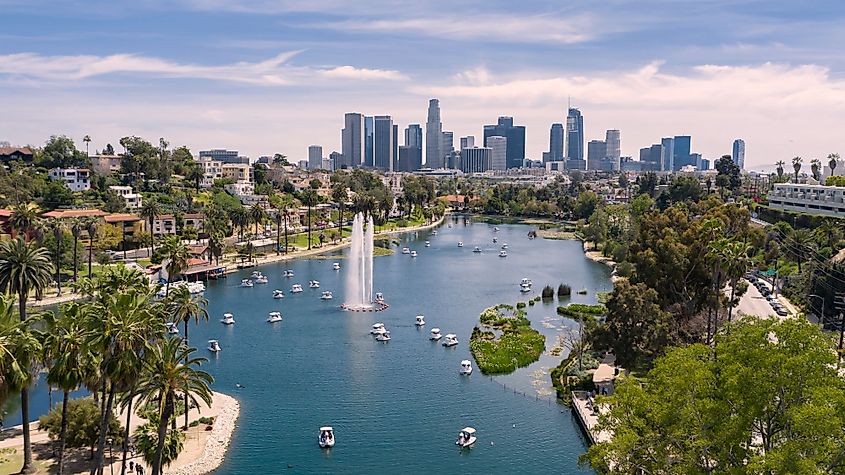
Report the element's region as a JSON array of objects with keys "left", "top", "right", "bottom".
[{"left": 342, "top": 213, "right": 388, "bottom": 311}]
